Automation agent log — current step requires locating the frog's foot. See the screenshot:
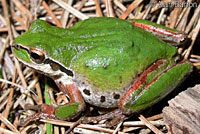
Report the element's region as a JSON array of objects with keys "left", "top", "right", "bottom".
[
  {"left": 20, "top": 84, "right": 86, "bottom": 126},
  {"left": 20, "top": 102, "right": 84, "bottom": 126},
  {"left": 81, "top": 110, "right": 127, "bottom": 127},
  {"left": 20, "top": 104, "right": 58, "bottom": 126},
  {"left": 65, "top": 112, "right": 127, "bottom": 134}
]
